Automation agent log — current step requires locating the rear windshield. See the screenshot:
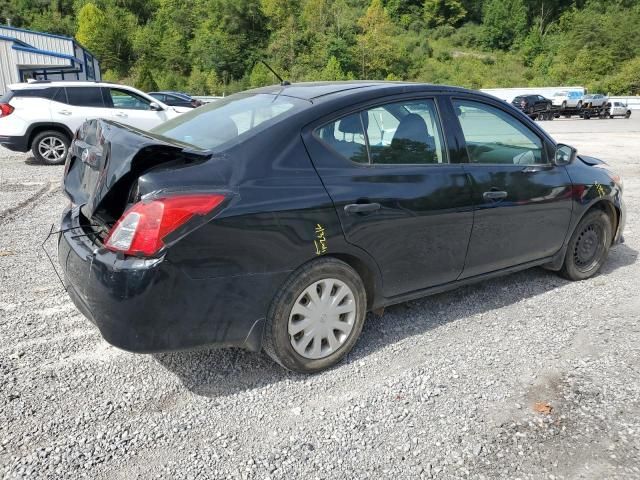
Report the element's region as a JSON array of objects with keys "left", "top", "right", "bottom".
[{"left": 152, "top": 93, "right": 307, "bottom": 151}]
